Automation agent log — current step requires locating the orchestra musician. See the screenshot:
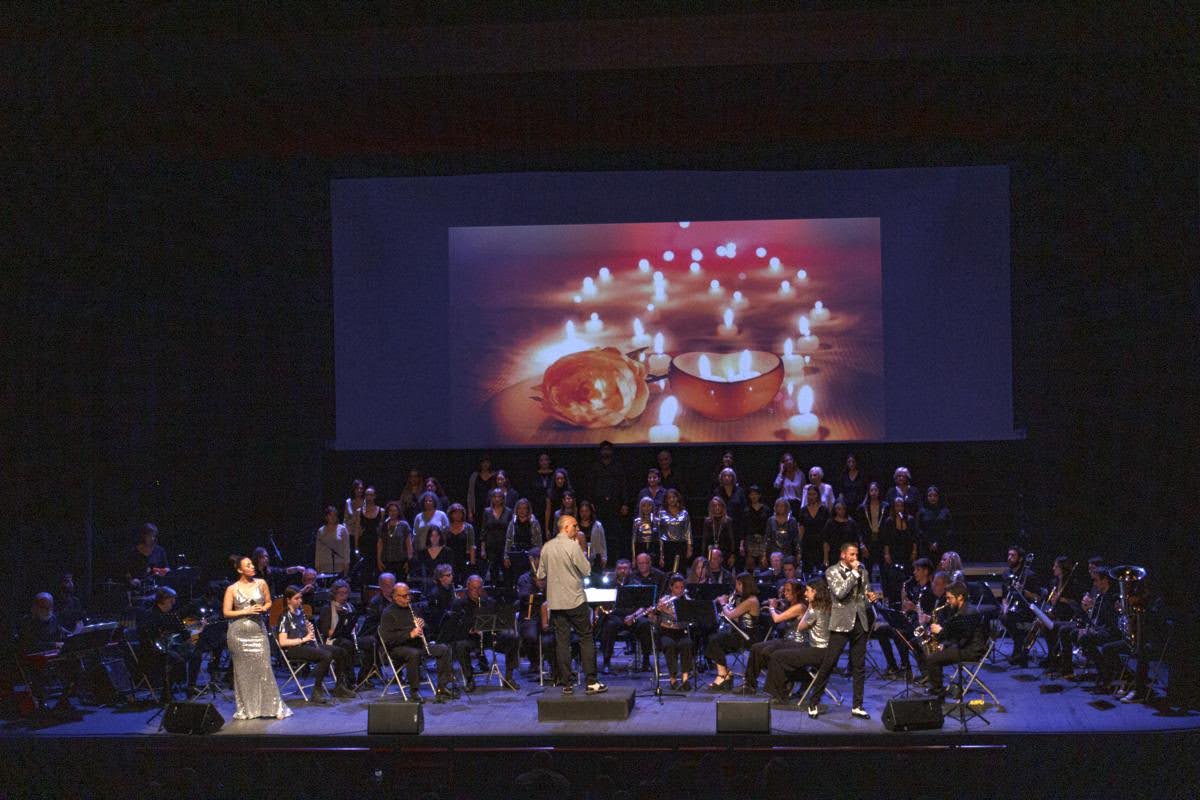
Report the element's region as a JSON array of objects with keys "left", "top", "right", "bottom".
[
  {"left": 137, "top": 586, "right": 203, "bottom": 697},
  {"left": 703, "top": 548, "right": 733, "bottom": 591},
  {"left": 276, "top": 586, "right": 355, "bottom": 703},
  {"left": 754, "top": 551, "right": 784, "bottom": 587},
  {"left": 1054, "top": 567, "right": 1121, "bottom": 691},
  {"left": 446, "top": 575, "right": 520, "bottom": 691},
  {"left": 763, "top": 579, "right": 834, "bottom": 703},
  {"left": 803, "top": 543, "right": 877, "bottom": 719},
  {"left": 354, "top": 572, "right": 396, "bottom": 686},
  {"left": 17, "top": 593, "right": 81, "bottom": 711},
  {"left": 378, "top": 582, "right": 458, "bottom": 701},
  {"left": 1034, "top": 556, "right": 1083, "bottom": 669},
  {"left": 1000, "top": 546, "right": 1041, "bottom": 667},
  {"left": 651, "top": 574, "right": 695, "bottom": 690},
  {"left": 882, "top": 557, "right": 936, "bottom": 676},
  {"left": 126, "top": 523, "right": 170, "bottom": 589},
  {"left": 739, "top": 579, "right": 808, "bottom": 695},
  {"left": 920, "top": 581, "right": 989, "bottom": 698},
  {"left": 598, "top": 559, "right": 653, "bottom": 674},
  {"left": 705, "top": 572, "right": 760, "bottom": 691},
  {"left": 317, "top": 579, "right": 359, "bottom": 685}
]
